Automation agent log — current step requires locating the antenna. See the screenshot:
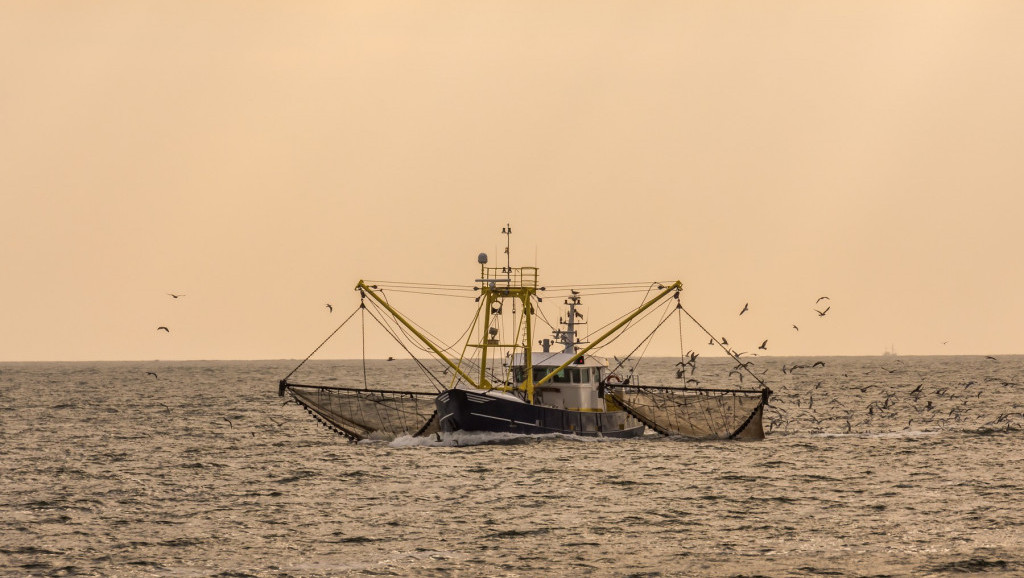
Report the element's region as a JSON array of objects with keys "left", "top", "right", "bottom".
[{"left": 501, "top": 224, "right": 512, "bottom": 276}]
